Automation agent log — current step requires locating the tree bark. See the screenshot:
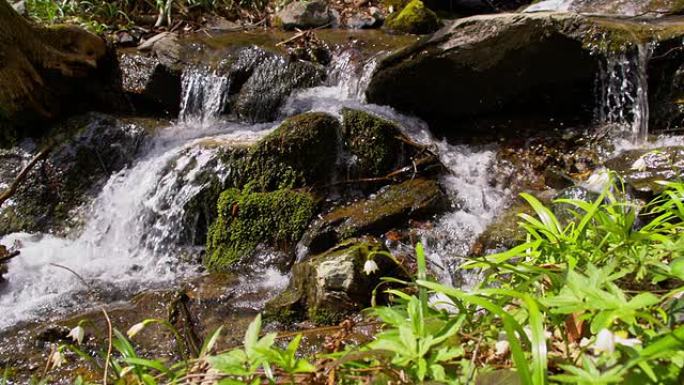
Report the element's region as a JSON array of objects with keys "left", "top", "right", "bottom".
[{"left": 0, "top": 0, "right": 122, "bottom": 146}]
